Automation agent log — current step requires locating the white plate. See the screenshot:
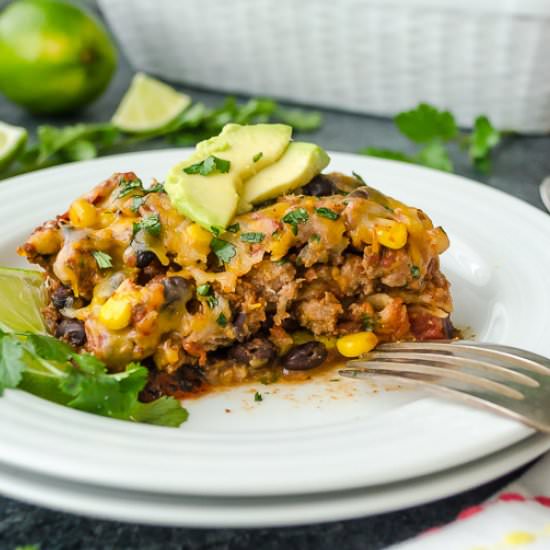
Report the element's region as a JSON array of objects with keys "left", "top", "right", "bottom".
[
  {"left": 0, "top": 150, "right": 549, "bottom": 498},
  {"left": 1, "top": 432, "right": 550, "bottom": 528}
]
